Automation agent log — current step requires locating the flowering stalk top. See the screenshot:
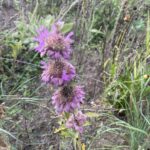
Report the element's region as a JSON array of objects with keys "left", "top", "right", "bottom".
[{"left": 34, "top": 20, "right": 87, "bottom": 135}]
